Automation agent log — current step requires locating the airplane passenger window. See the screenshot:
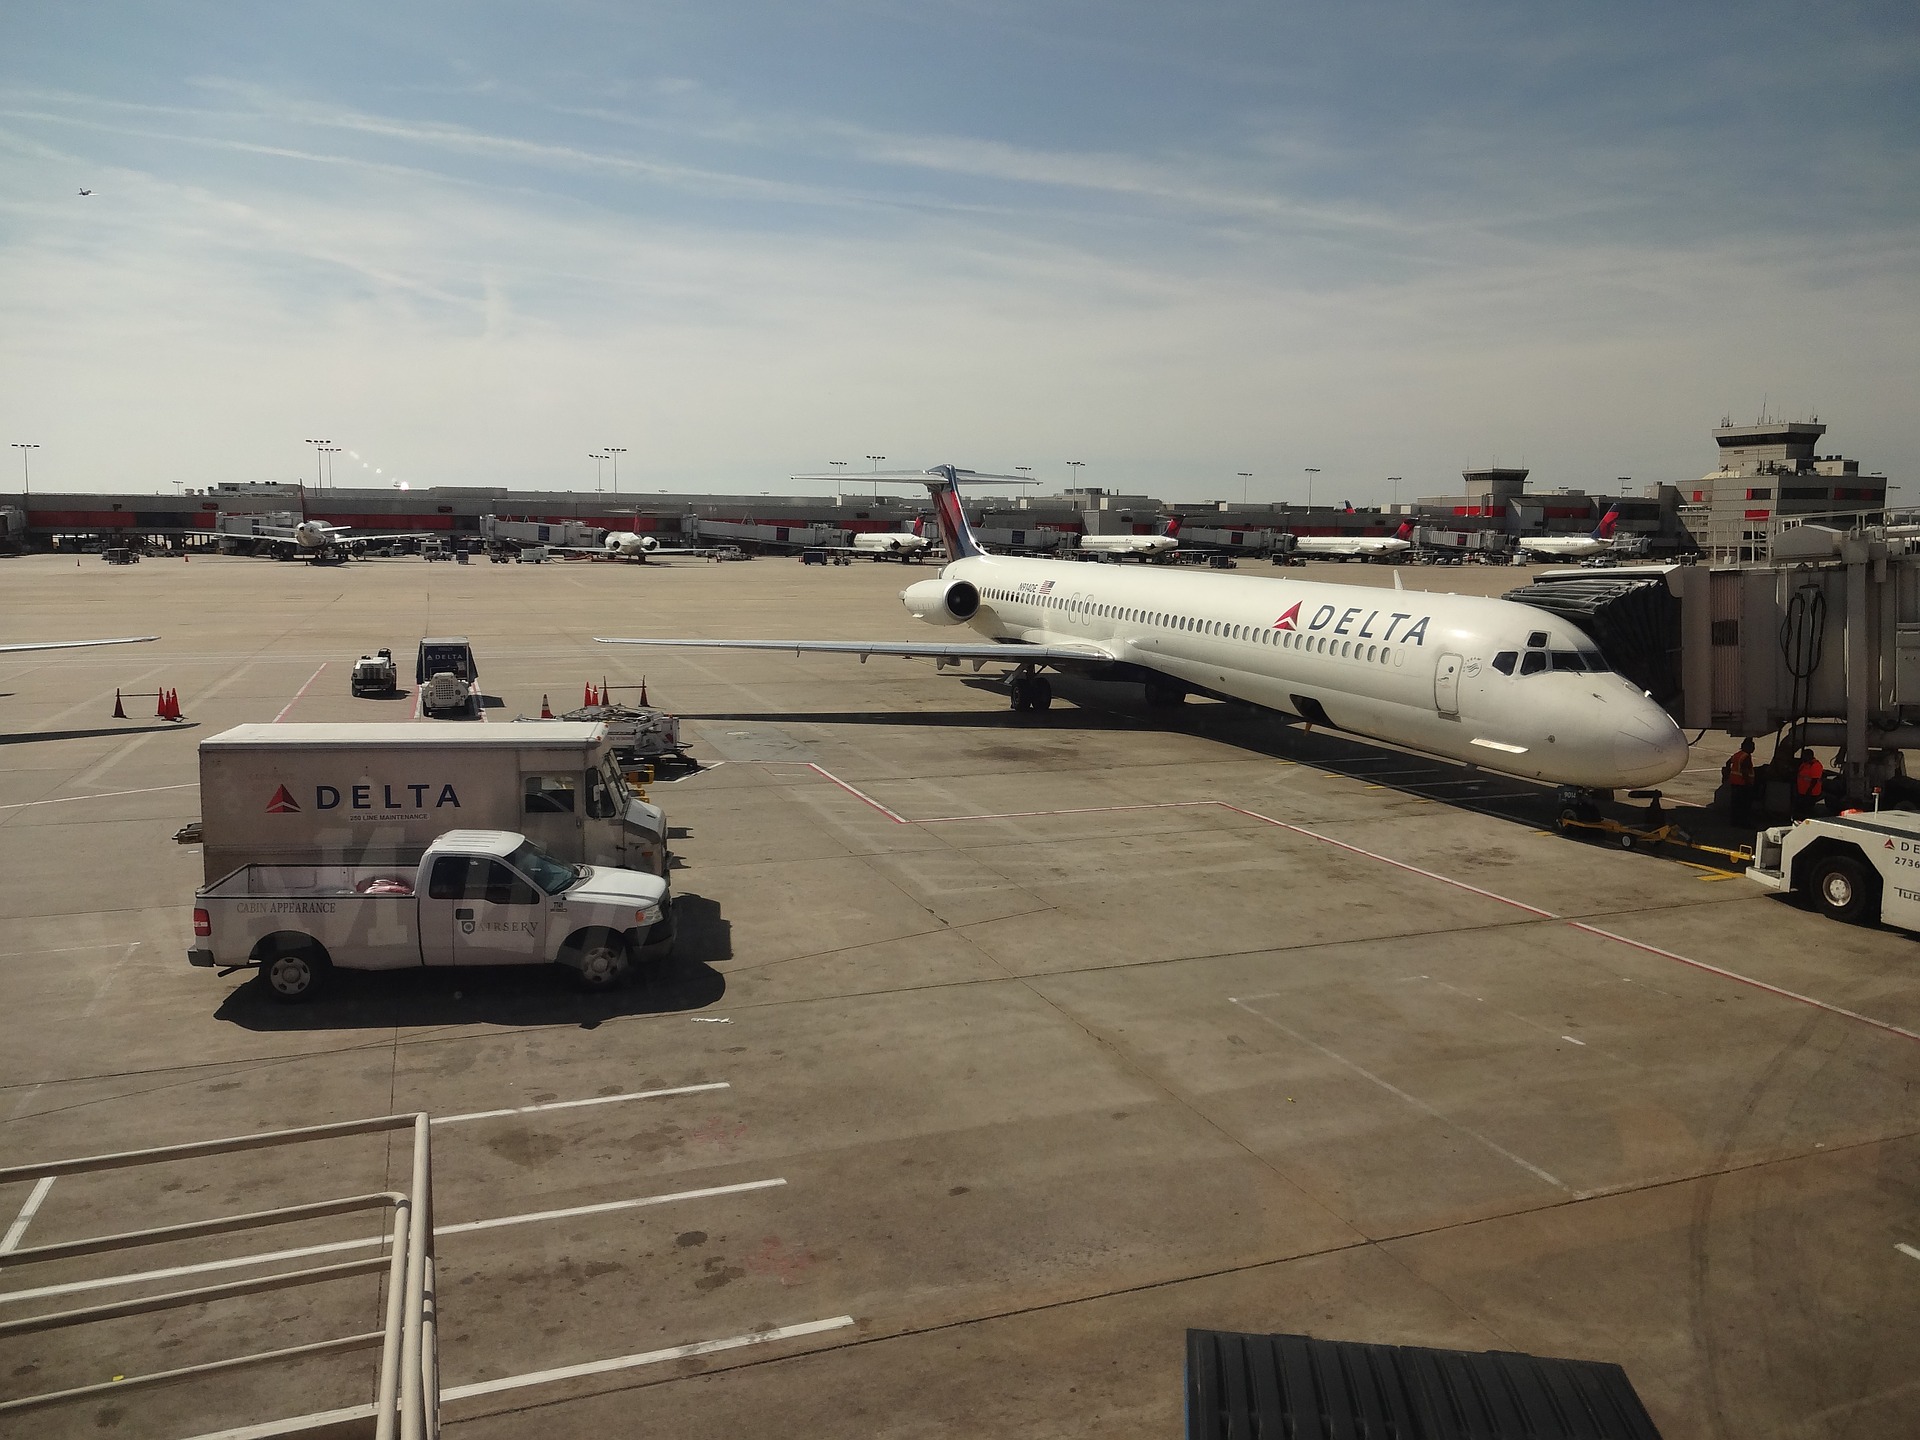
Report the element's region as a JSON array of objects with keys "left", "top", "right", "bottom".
[
  {"left": 1342, "top": 642, "right": 1351, "bottom": 658},
  {"left": 1367, "top": 645, "right": 1377, "bottom": 661},
  {"left": 1520, "top": 652, "right": 1547, "bottom": 675},
  {"left": 1492, "top": 651, "right": 1517, "bottom": 674},
  {"left": 1550, "top": 651, "right": 1584, "bottom": 671},
  {"left": 1527, "top": 631, "right": 1549, "bottom": 648}
]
